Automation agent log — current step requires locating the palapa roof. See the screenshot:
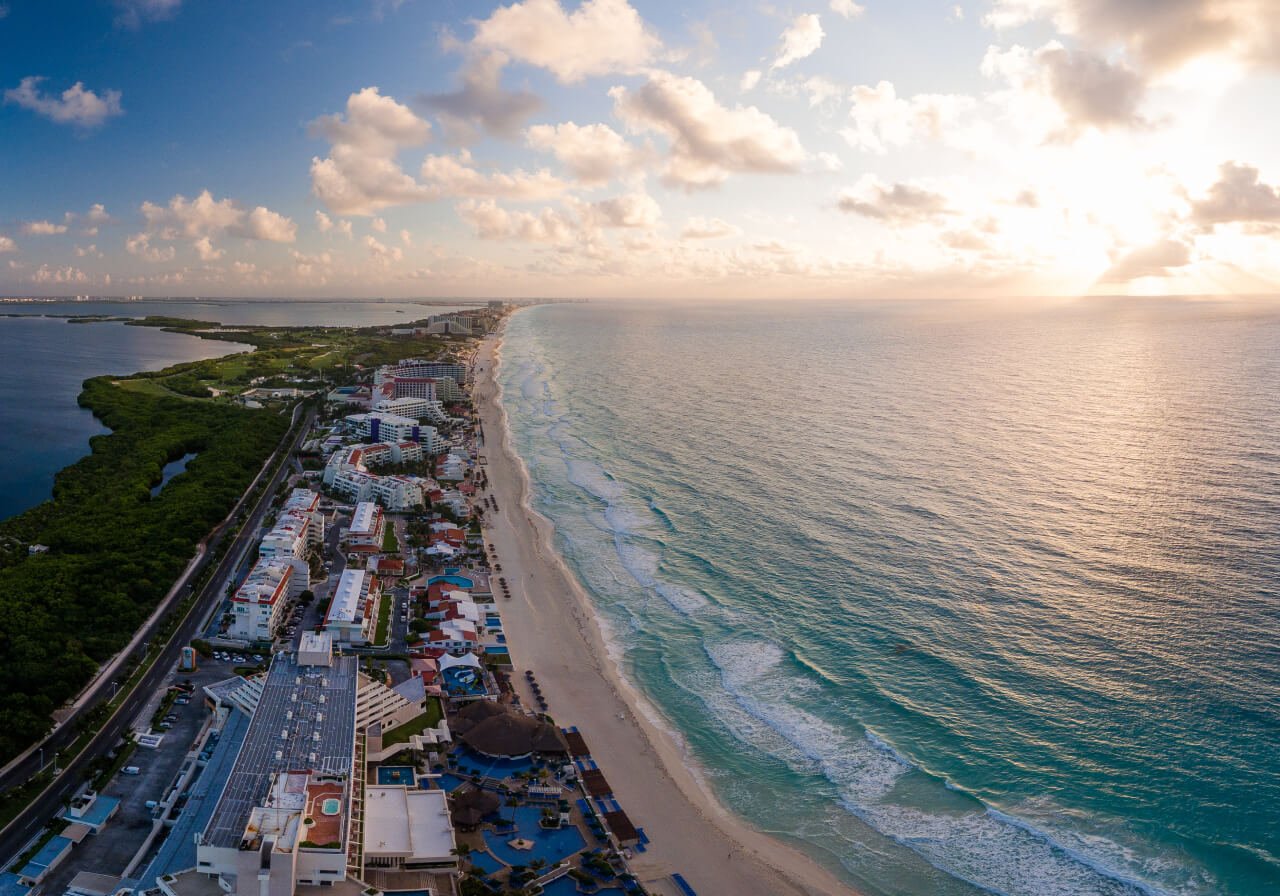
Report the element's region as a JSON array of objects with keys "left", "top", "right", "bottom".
[
  {"left": 452, "top": 702, "right": 566, "bottom": 758},
  {"left": 449, "top": 784, "right": 501, "bottom": 827},
  {"left": 582, "top": 768, "right": 612, "bottom": 797}
]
